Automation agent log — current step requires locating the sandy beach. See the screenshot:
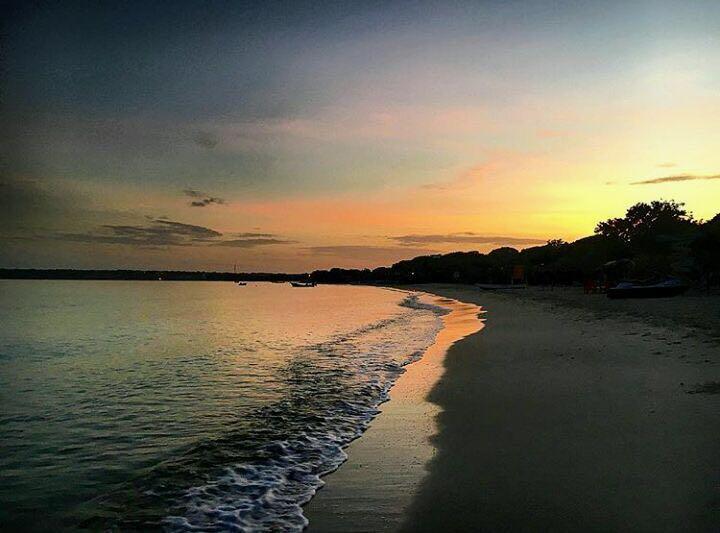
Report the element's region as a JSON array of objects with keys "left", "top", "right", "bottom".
[
  {"left": 304, "top": 293, "right": 483, "bottom": 531},
  {"left": 307, "top": 285, "right": 720, "bottom": 532}
]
